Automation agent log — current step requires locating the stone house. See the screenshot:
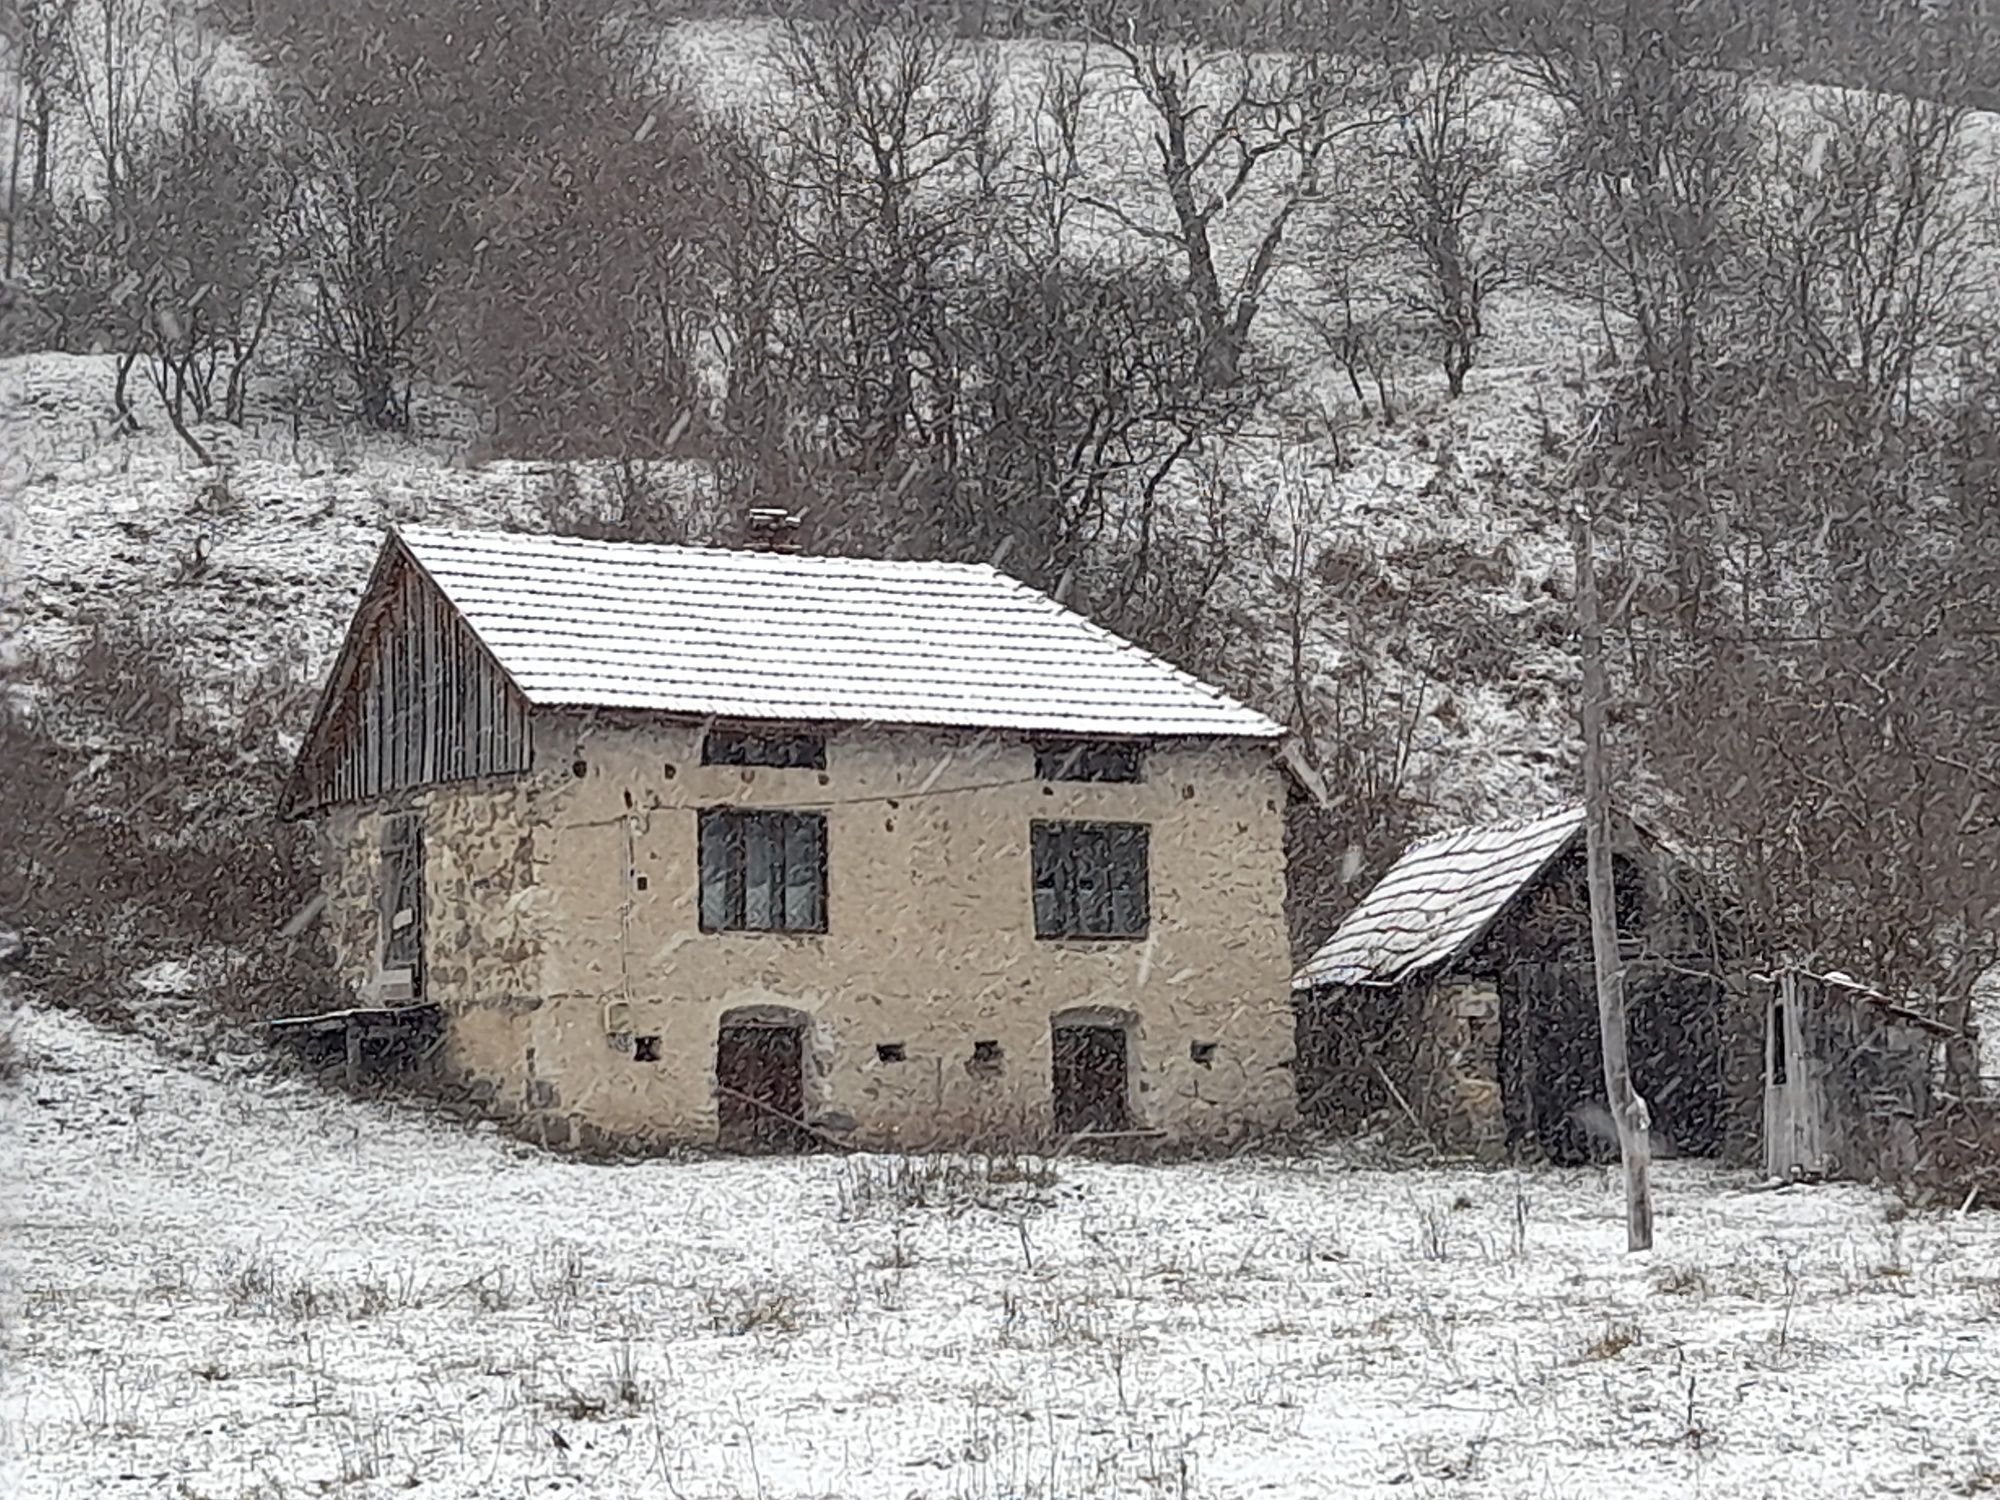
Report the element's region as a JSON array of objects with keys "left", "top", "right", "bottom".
[
  {"left": 1290, "top": 806, "right": 1731, "bottom": 1164},
  {"left": 283, "top": 523, "right": 1303, "bottom": 1152}
]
